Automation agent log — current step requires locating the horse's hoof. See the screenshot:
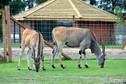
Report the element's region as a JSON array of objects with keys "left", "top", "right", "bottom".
[
  {"left": 78, "top": 65, "right": 82, "bottom": 69},
  {"left": 61, "top": 65, "right": 66, "bottom": 69},
  {"left": 42, "top": 68, "right": 46, "bottom": 71},
  {"left": 52, "top": 65, "right": 56, "bottom": 68},
  {"left": 85, "top": 65, "right": 89, "bottom": 68},
  {"left": 17, "top": 67, "right": 20, "bottom": 70},
  {"left": 28, "top": 67, "right": 32, "bottom": 70},
  {"left": 18, "top": 68, "right": 20, "bottom": 70}
]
